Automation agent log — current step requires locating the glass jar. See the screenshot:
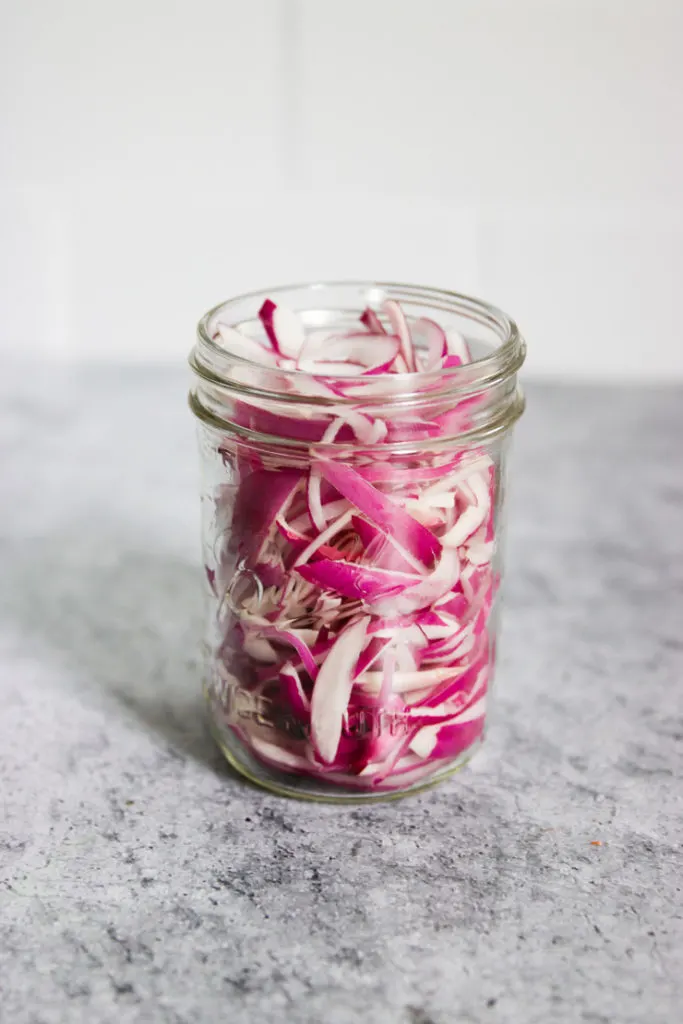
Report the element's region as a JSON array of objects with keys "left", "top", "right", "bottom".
[{"left": 189, "top": 282, "right": 525, "bottom": 801}]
